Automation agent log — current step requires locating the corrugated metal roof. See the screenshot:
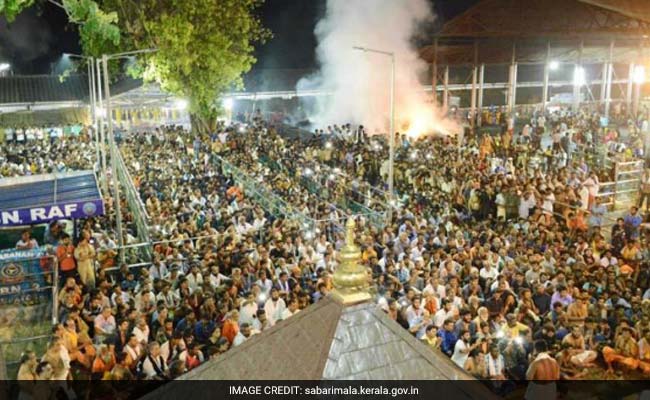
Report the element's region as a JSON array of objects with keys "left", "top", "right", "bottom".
[
  {"left": 0, "top": 75, "right": 89, "bottom": 104},
  {"left": 0, "top": 74, "right": 146, "bottom": 106}
]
